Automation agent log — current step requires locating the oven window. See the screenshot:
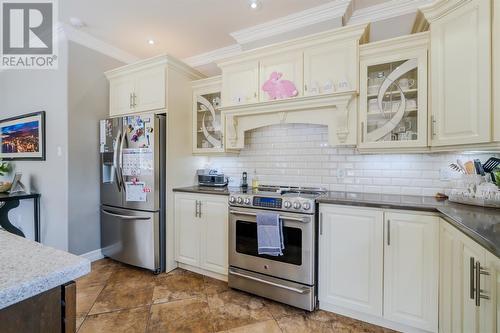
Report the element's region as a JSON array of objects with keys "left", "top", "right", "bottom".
[{"left": 235, "top": 220, "right": 302, "bottom": 265}]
